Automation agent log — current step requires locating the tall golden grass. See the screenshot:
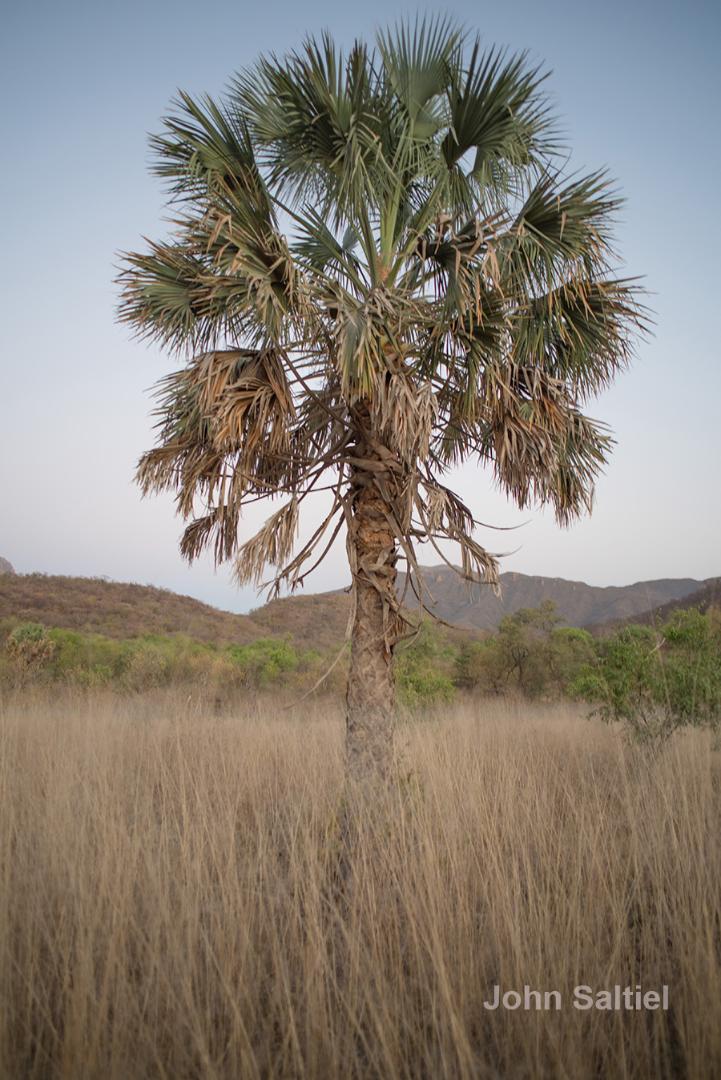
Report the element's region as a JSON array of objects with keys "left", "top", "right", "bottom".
[{"left": 1, "top": 689, "right": 719, "bottom": 1079}]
